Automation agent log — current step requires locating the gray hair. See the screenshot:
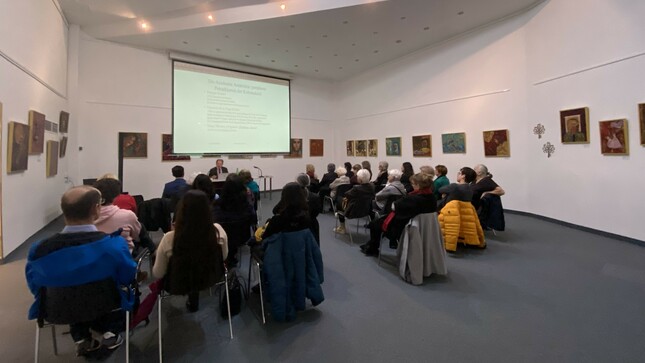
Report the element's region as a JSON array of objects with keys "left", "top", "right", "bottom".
[
  {"left": 356, "top": 169, "right": 371, "bottom": 184},
  {"left": 327, "top": 163, "right": 336, "bottom": 173},
  {"left": 474, "top": 164, "right": 488, "bottom": 177},
  {"left": 419, "top": 165, "right": 435, "bottom": 178},
  {"left": 387, "top": 169, "right": 402, "bottom": 181},
  {"left": 335, "top": 167, "right": 347, "bottom": 176},
  {"left": 296, "top": 173, "right": 310, "bottom": 187},
  {"left": 378, "top": 161, "right": 389, "bottom": 170}
]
